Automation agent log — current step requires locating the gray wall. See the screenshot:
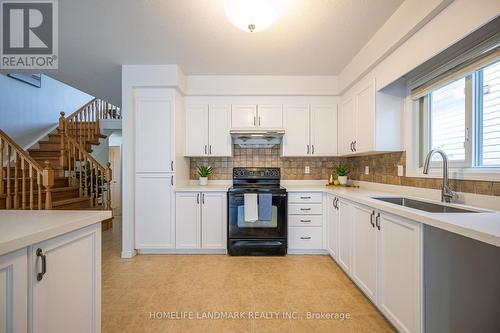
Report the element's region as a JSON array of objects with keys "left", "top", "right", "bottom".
[
  {"left": 425, "top": 225, "right": 500, "bottom": 333},
  {"left": 0, "top": 74, "right": 92, "bottom": 149}
]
